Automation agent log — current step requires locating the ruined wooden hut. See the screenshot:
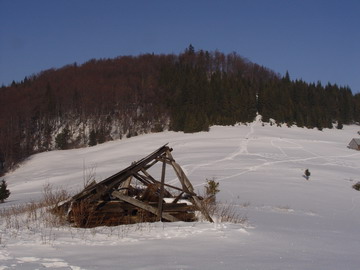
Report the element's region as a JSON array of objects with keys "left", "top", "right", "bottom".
[{"left": 57, "top": 144, "right": 213, "bottom": 227}]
